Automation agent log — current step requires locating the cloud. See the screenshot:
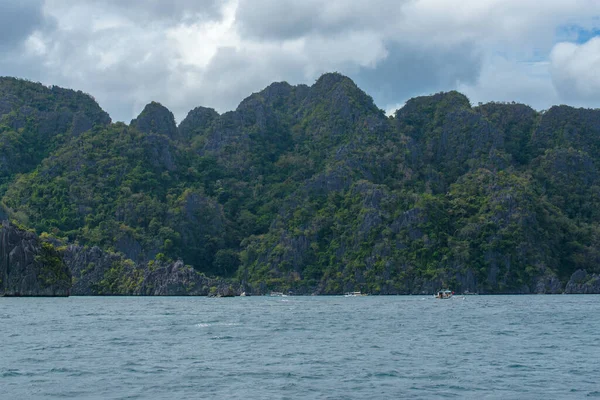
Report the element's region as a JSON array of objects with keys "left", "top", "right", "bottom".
[
  {"left": 15, "top": 0, "right": 227, "bottom": 122},
  {"left": 2, "top": 0, "right": 600, "bottom": 122},
  {"left": 0, "top": 0, "right": 51, "bottom": 51},
  {"left": 235, "top": 0, "right": 406, "bottom": 40},
  {"left": 551, "top": 37, "right": 600, "bottom": 106},
  {"left": 457, "top": 55, "right": 559, "bottom": 110},
  {"left": 355, "top": 41, "right": 482, "bottom": 112},
  {"left": 45, "top": 0, "right": 226, "bottom": 26}
]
